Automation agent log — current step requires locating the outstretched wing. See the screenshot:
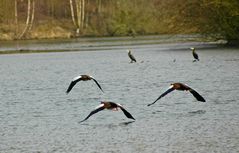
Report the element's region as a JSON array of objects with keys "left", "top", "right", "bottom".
[
  {"left": 189, "top": 89, "right": 206, "bottom": 102},
  {"left": 66, "top": 76, "right": 82, "bottom": 94},
  {"left": 118, "top": 105, "right": 135, "bottom": 120},
  {"left": 147, "top": 85, "right": 175, "bottom": 106},
  {"left": 79, "top": 104, "right": 105, "bottom": 123},
  {"left": 92, "top": 78, "right": 104, "bottom": 93}
]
